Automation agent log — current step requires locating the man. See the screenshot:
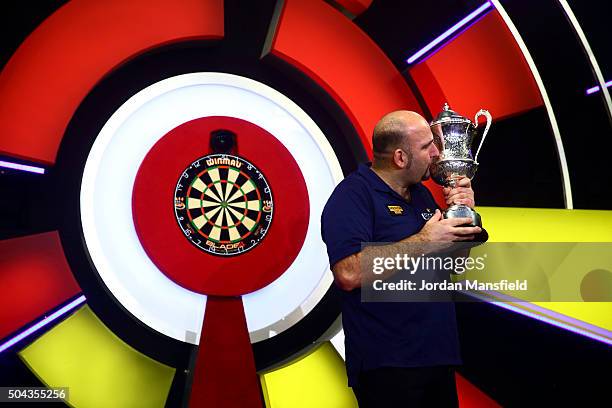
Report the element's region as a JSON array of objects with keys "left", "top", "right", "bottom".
[{"left": 321, "top": 111, "right": 484, "bottom": 407}]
